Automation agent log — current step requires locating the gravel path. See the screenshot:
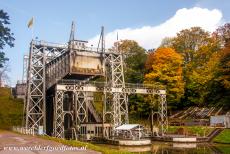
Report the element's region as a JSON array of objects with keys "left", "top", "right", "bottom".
[{"left": 0, "top": 130, "right": 100, "bottom": 154}]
